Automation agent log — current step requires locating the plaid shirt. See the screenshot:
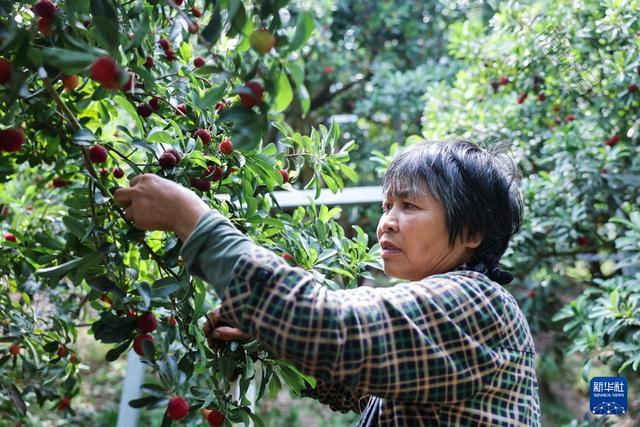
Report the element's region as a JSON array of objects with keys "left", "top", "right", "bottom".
[{"left": 213, "top": 245, "right": 540, "bottom": 426}]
